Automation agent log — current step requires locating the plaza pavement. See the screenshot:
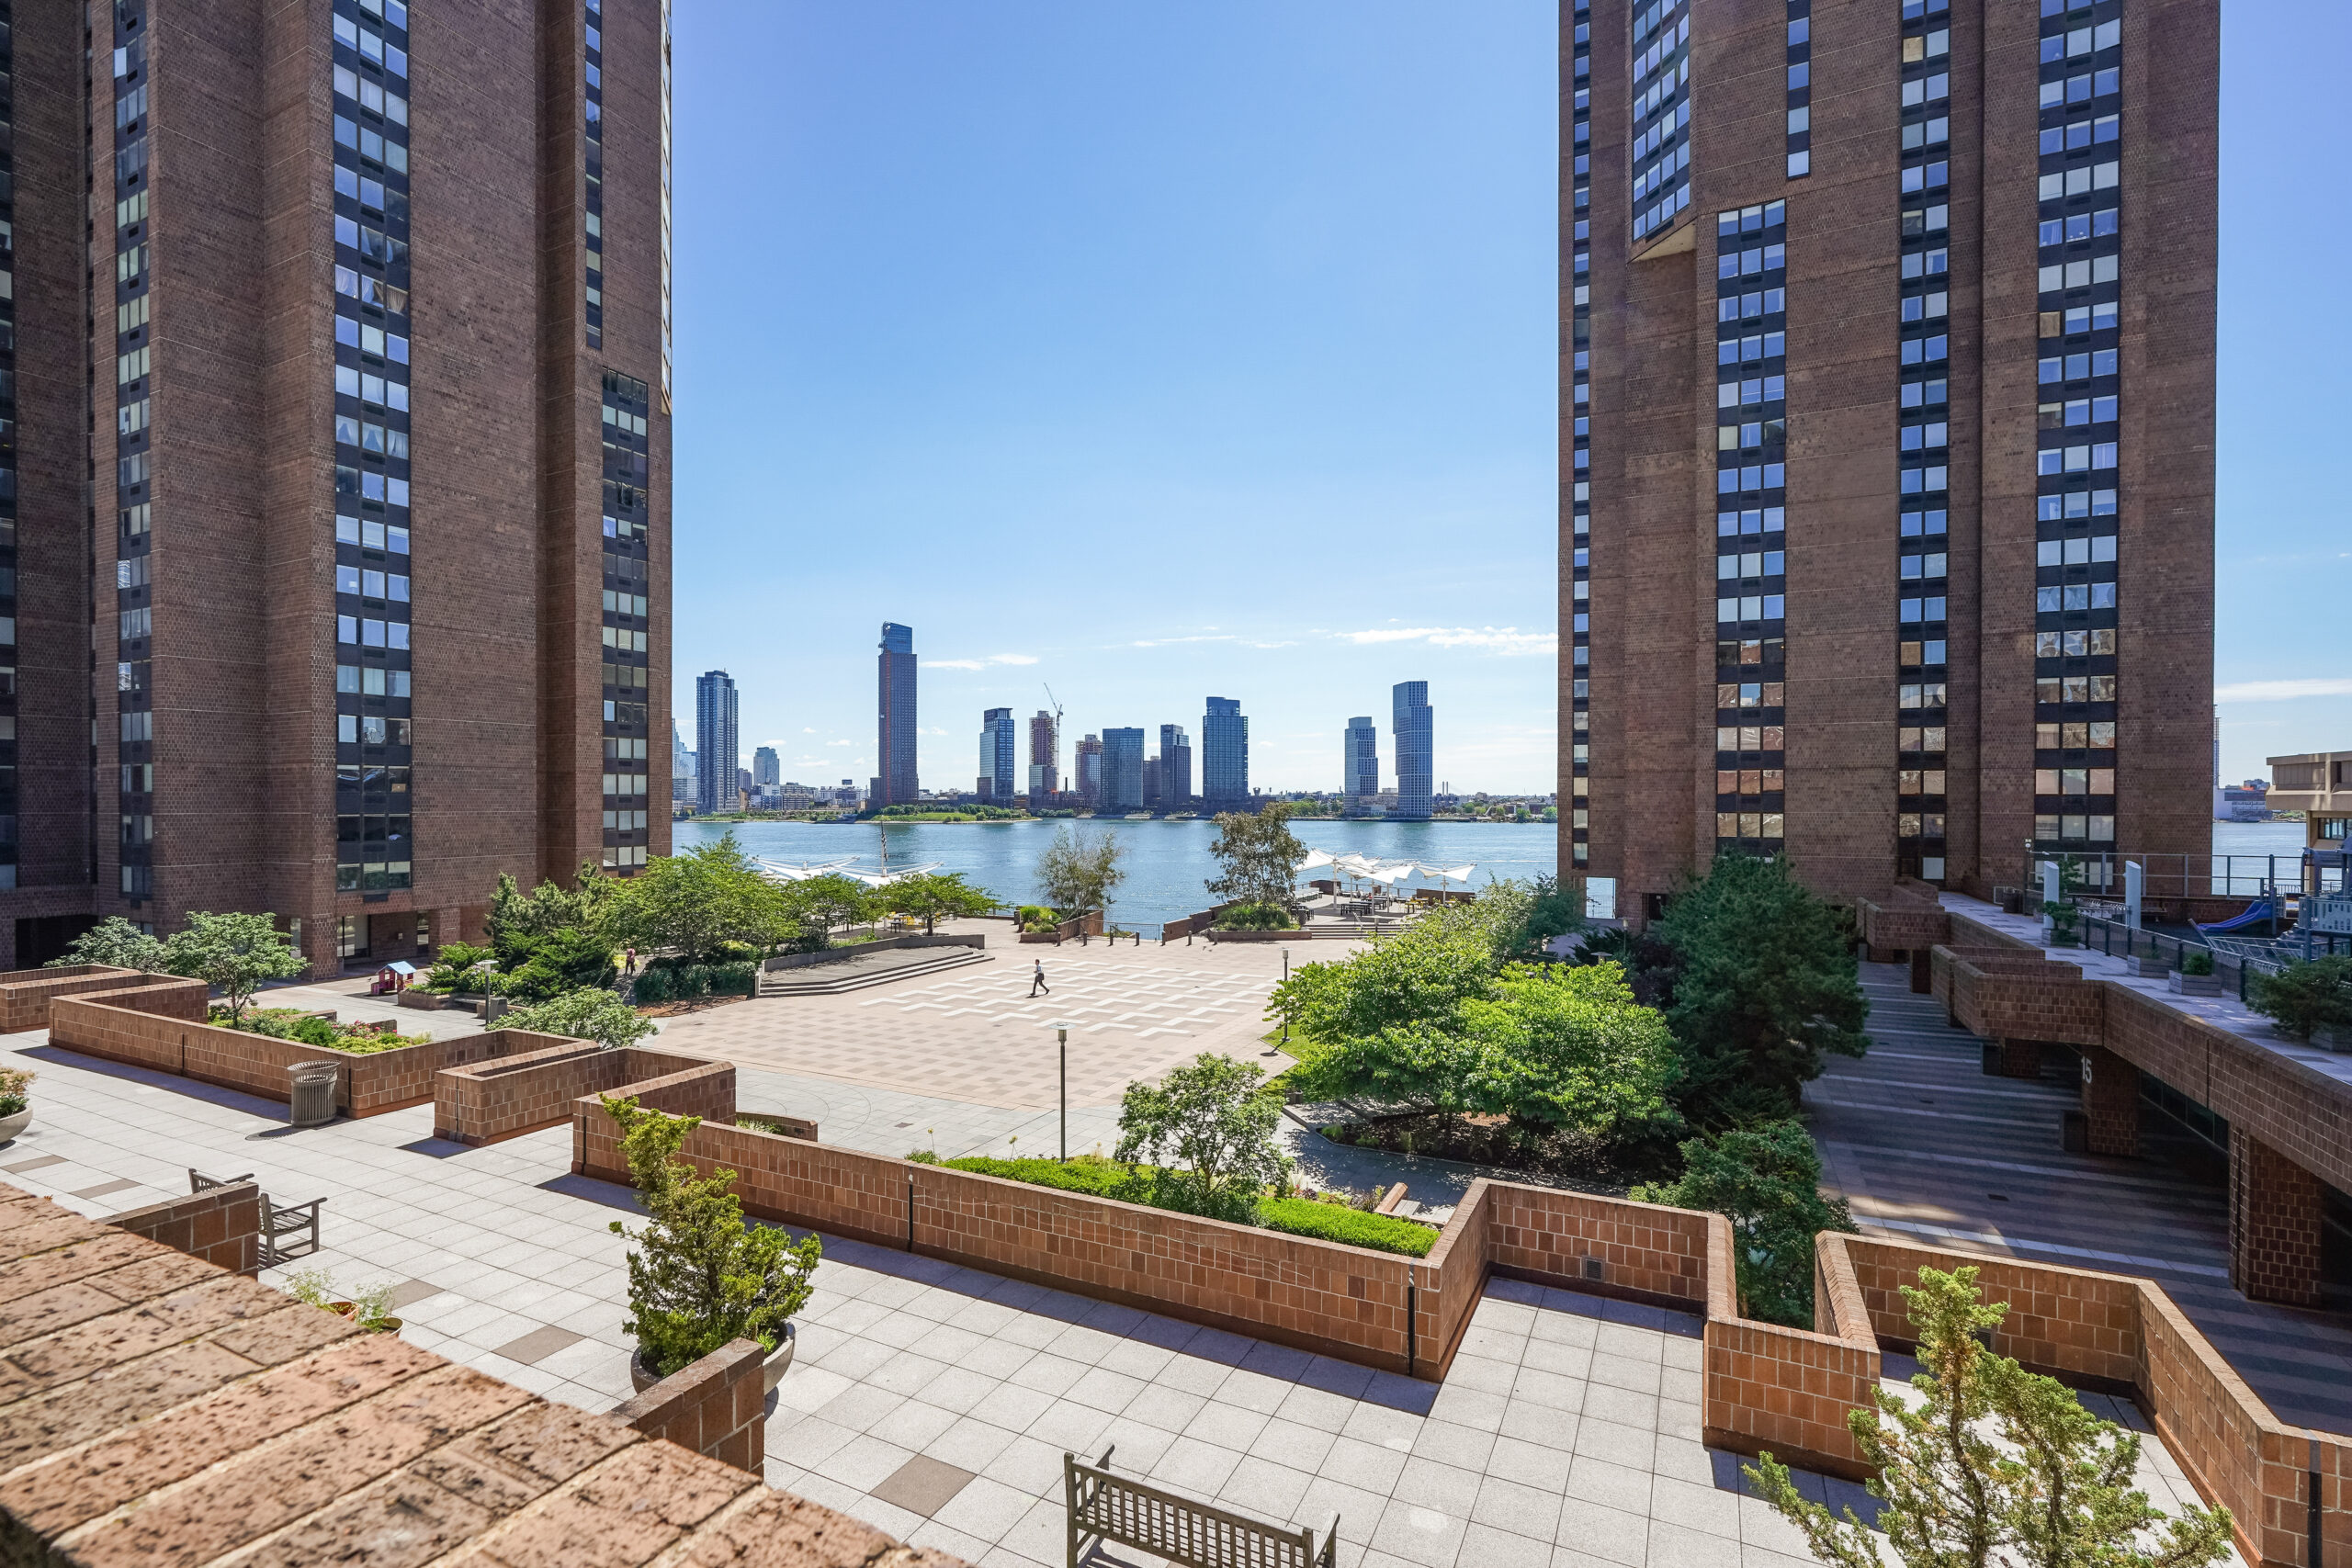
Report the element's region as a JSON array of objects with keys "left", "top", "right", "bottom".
[{"left": 0, "top": 1026, "right": 2244, "bottom": 1568}]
